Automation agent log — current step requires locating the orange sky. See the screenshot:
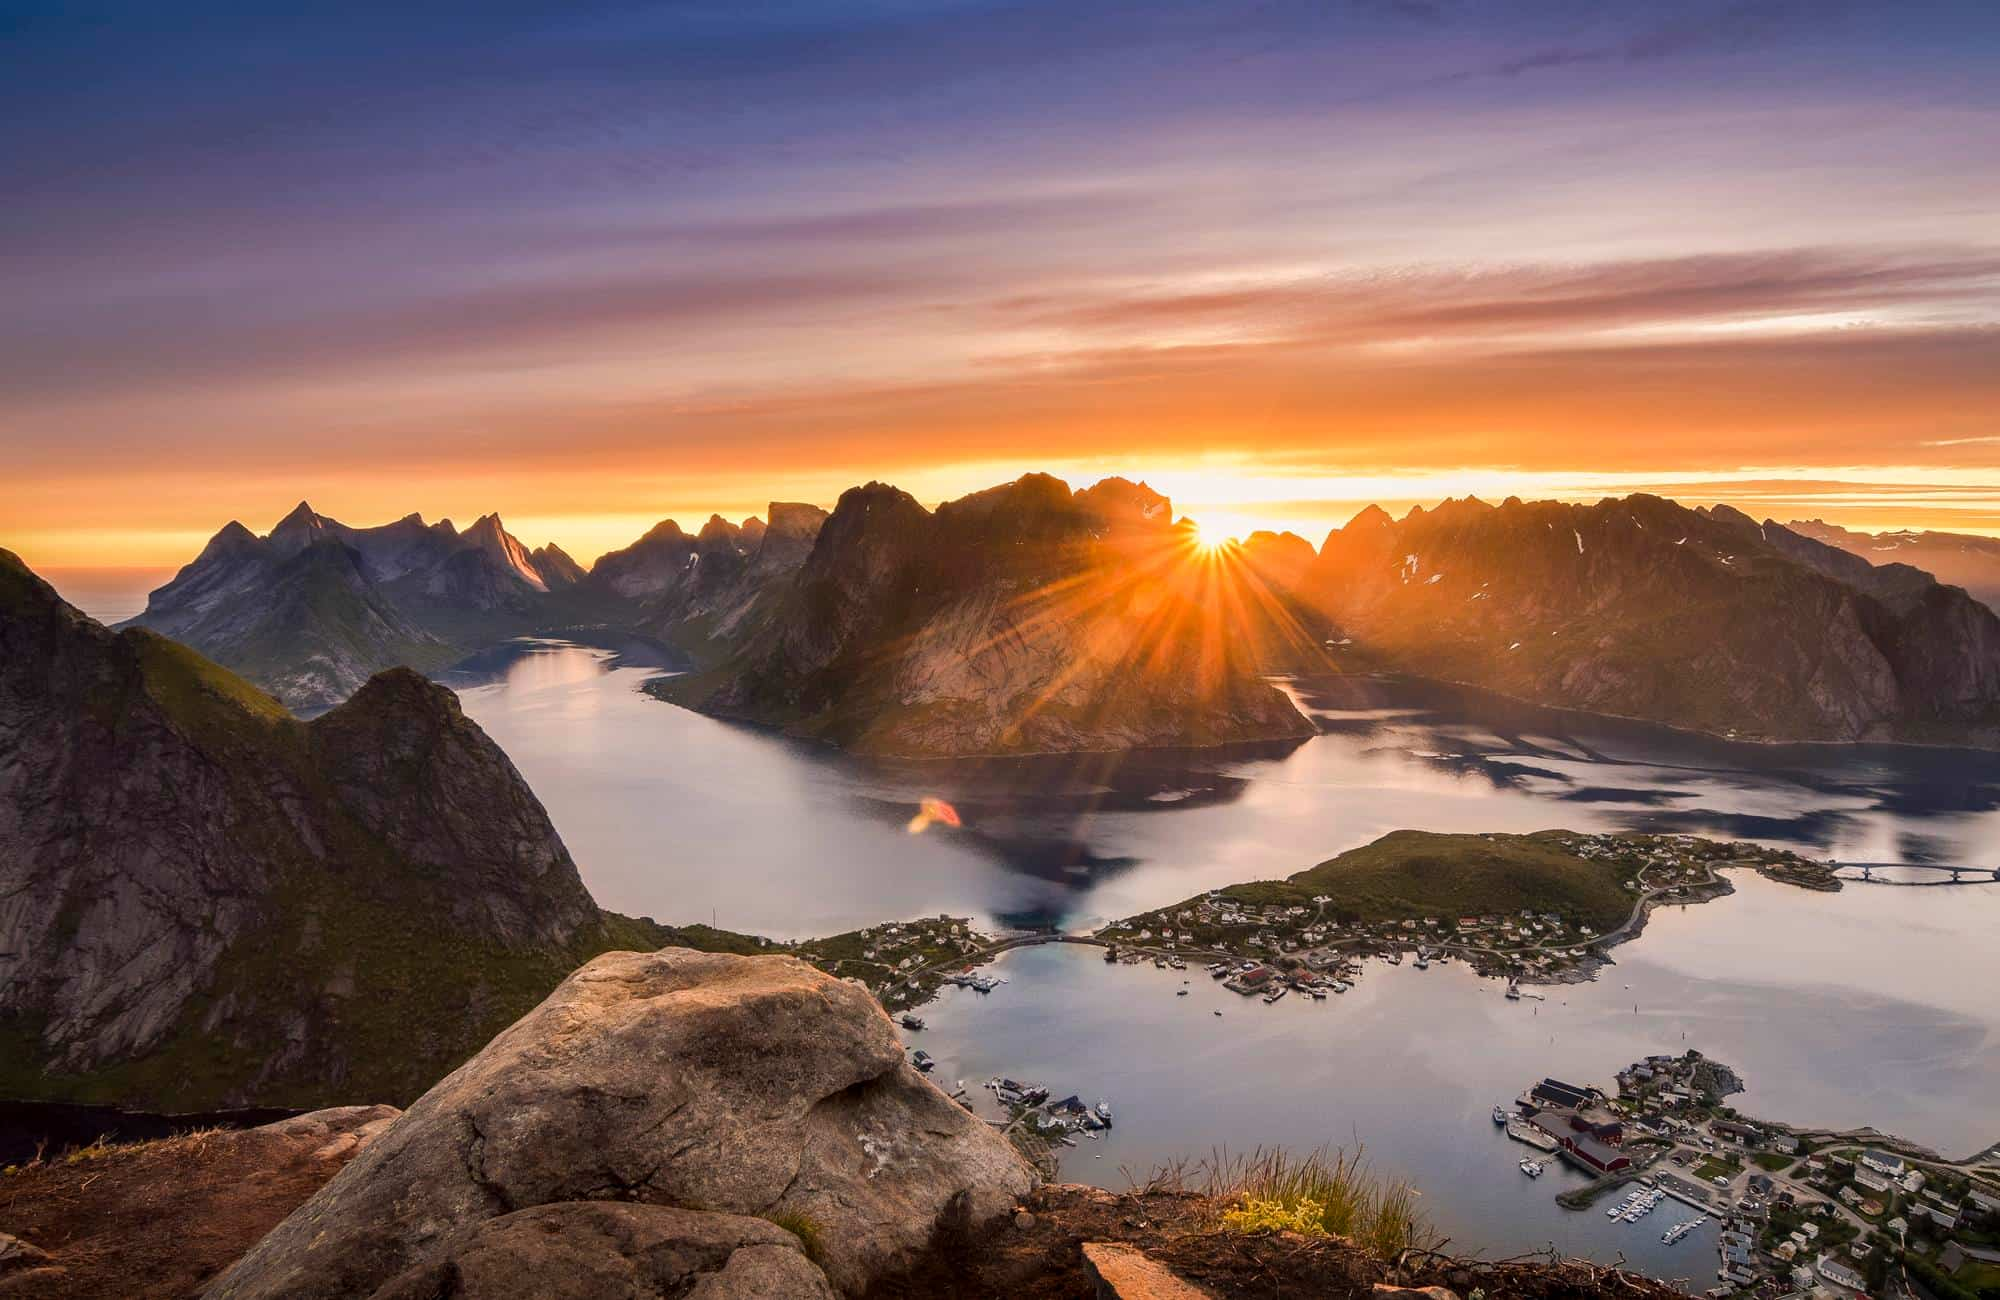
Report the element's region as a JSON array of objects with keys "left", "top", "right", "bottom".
[{"left": 7, "top": 3, "right": 2000, "bottom": 573}]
